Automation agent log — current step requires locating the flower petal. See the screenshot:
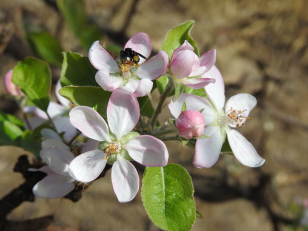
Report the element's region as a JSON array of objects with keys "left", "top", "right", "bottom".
[
  {"left": 170, "top": 50, "right": 195, "bottom": 79},
  {"left": 124, "top": 32, "right": 152, "bottom": 64},
  {"left": 23, "top": 106, "right": 47, "bottom": 119},
  {"left": 47, "top": 102, "right": 68, "bottom": 118},
  {"left": 81, "top": 139, "right": 99, "bottom": 153},
  {"left": 68, "top": 150, "right": 107, "bottom": 182},
  {"left": 112, "top": 156, "right": 139, "bottom": 203},
  {"left": 123, "top": 135, "right": 168, "bottom": 167},
  {"left": 89, "top": 41, "right": 120, "bottom": 73},
  {"left": 125, "top": 78, "right": 140, "bottom": 93},
  {"left": 40, "top": 146, "right": 75, "bottom": 176},
  {"left": 54, "top": 116, "right": 78, "bottom": 141},
  {"left": 168, "top": 93, "right": 215, "bottom": 125},
  {"left": 193, "top": 126, "right": 223, "bottom": 168},
  {"left": 189, "top": 49, "right": 216, "bottom": 77},
  {"left": 204, "top": 66, "right": 225, "bottom": 110},
  {"left": 226, "top": 129, "right": 265, "bottom": 167},
  {"left": 29, "top": 166, "right": 54, "bottom": 174},
  {"left": 171, "top": 40, "right": 194, "bottom": 61},
  {"left": 107, "top": 88, "right": 140, "bottom": 140},
  {"left": 181, "top": 77, "right": 215, "bottom": 89},
  {"left": 225, "top": 93, "right": 257, "bottom": 127},
  {"left": 134, "top": 50, "right": 169, "bottom": 80},
  {"left": 95, "top": 69, "right": 123, "bottom": 92},
  {"left": 69, "top": 106, "right": 111, "bottom": 142},
  {"left": 133, "top": 78, "right": 153, "bottom": 98},
  {"left": 41, "top": 138, "right": 70, "bottom": 150},
  {"left": 55, "top": 80, "right": 71, "bottom": 108},
  {"left": 33, "top": 174, "right": 75, "bottom": 199},
  {"left": 41, "top": 128, "right": 62, "bottom": 141}
]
